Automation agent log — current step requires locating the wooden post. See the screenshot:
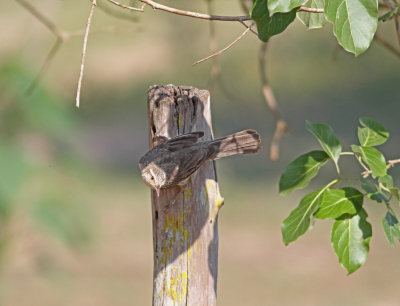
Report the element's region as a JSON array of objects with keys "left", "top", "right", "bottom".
[{"left": 147, "top": 85, "right": 223, "bottom": 306}]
